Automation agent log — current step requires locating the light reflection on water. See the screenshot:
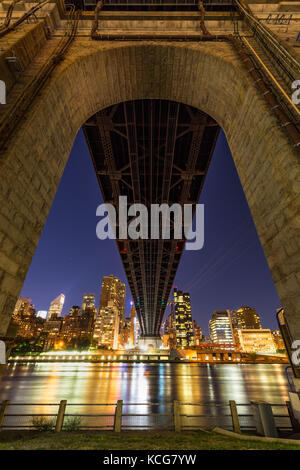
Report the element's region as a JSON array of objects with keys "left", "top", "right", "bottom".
[{"left": 0, "top": 363, "right": 290, "bottom": 427}]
